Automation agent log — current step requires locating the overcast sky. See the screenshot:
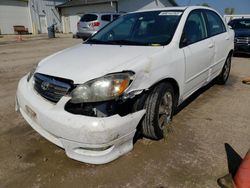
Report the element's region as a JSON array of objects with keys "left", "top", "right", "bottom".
[{"left": 176, "top": 0, "right": 250, "bottom": 15}]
